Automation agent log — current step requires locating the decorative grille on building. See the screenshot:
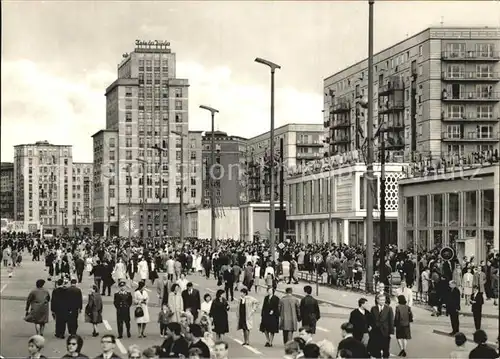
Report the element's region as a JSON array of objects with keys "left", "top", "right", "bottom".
[{"left": 384, "top": 172, "right": 405, "bottom": 211}]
